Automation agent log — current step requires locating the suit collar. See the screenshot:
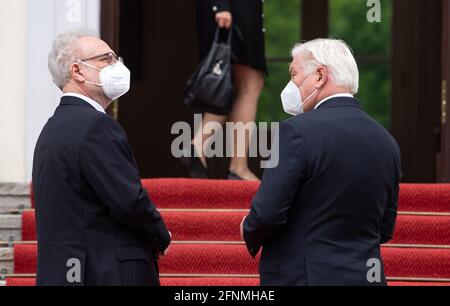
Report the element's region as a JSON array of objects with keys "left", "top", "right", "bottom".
[
  {"left": 59, "top": 95, "right": 105, "bottom": 113},
  {"left": 315, "top": 96, "right": 362, "bottom": 110}
]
